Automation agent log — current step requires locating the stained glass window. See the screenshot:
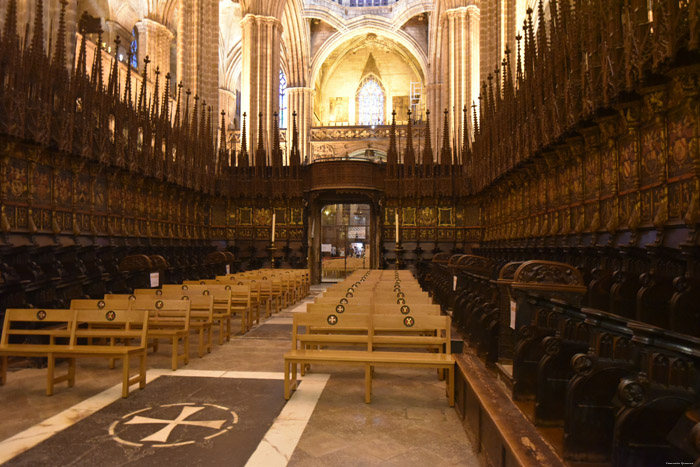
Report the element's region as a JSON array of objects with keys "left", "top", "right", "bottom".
[
  {"left": 357, "top": 76, "right": 385, "bottom": 125},
  {"left": 279, "top": 69, "right": 288, "bottom": 128},
  {"left": 130, "top": 28, "right": 138, "bottom": 69}
]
